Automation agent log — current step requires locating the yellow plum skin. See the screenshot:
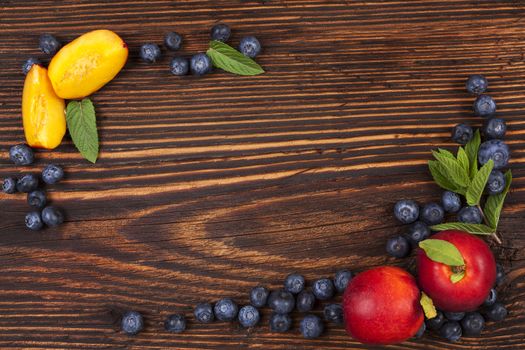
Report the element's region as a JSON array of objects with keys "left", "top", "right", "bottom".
[
  {"left": 22, "top": 65, "right": 66, "bottom": 150},
  {"left": 48, "top": 29, "right": 128, "bottom": 99}
]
